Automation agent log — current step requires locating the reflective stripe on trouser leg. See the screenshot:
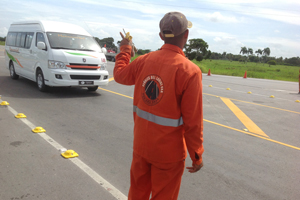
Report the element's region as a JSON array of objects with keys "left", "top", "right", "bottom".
[{"left": 133, "top": 106, "right": 183, "bottom": 127}]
